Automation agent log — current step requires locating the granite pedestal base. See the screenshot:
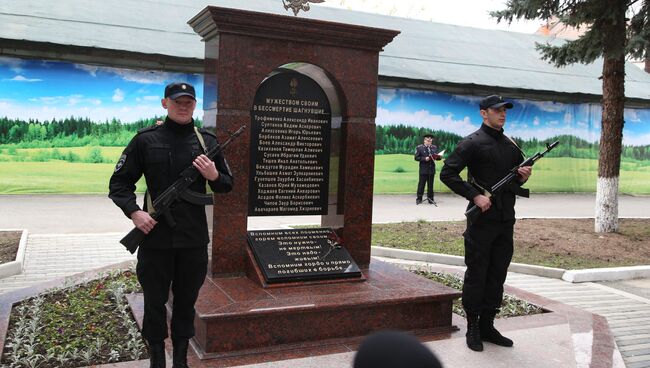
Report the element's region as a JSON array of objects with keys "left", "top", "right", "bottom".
[{"left": 192, "top": 260, "right": 461, "bottom": 358}]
